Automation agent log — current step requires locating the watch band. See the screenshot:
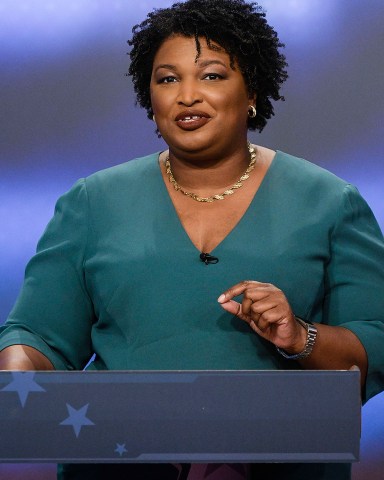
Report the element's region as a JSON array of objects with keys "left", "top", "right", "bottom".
[{"left": 276, "top": 316, "right": 317, "bottom": 360}]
